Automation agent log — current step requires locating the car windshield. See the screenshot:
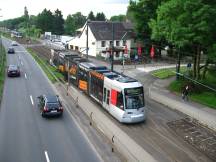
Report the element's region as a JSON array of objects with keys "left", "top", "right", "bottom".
[
  {"left": 124, "top": 87, "right": 144, "bottom": 109},
  {"left": 46, "top": 102, "right": 60, "bottom": 109},
  {"left": 9, "top": 65, "right": 18, "bottom": 70}
]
